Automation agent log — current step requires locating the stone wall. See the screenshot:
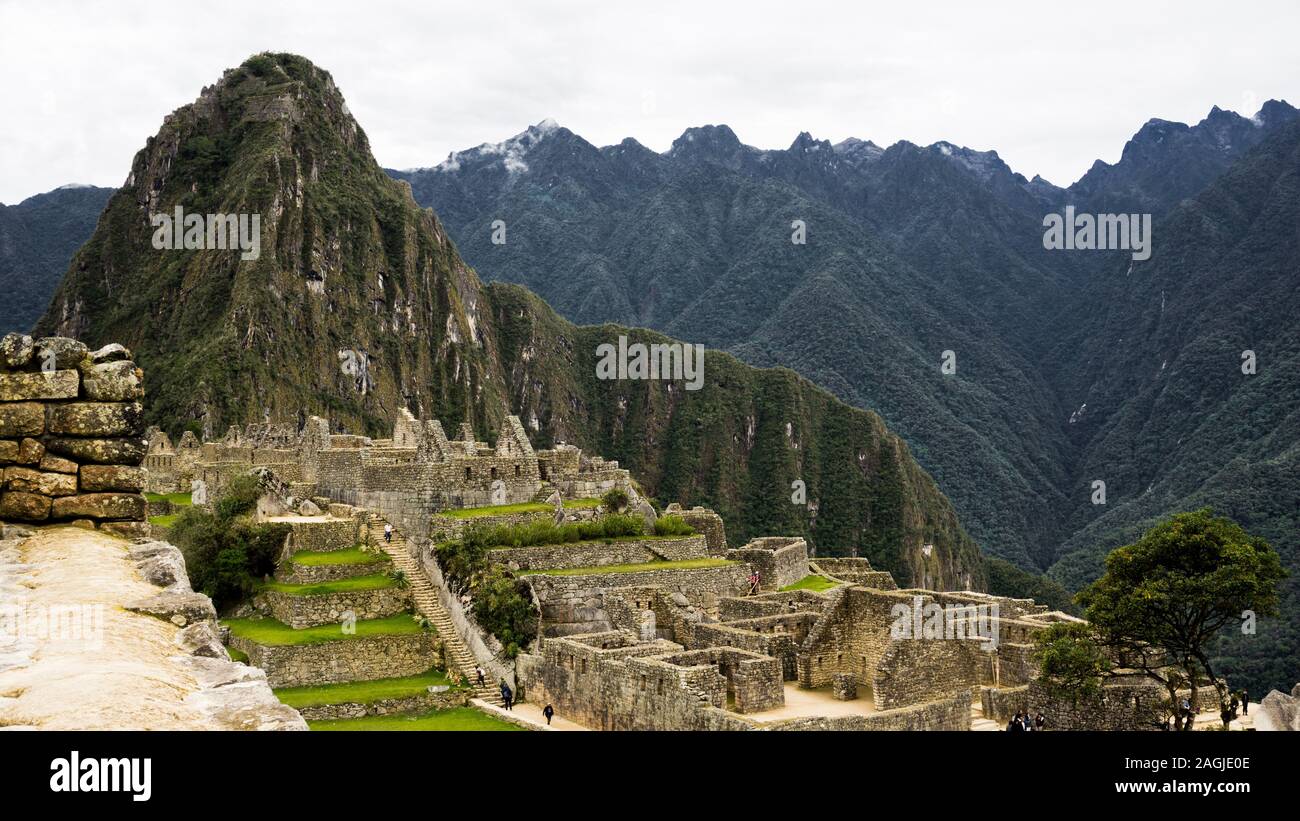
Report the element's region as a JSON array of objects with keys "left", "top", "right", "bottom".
[
  {"left": 489, "top": 535, "right": 708, "bottom": 572},
  {"left": 527, "top": 563, "right": 751, "bottom": 637},
  {"left": 515, "top": 632, "right": 757, "bottom": 731},
  {"left": 285, "top": 518, "right": 361, "bottom": 555},
  {"left": 873, "top": 636, "right": 982, "bottom": 710},
  {"left": 294, "top": 688, "right": 470, "bottom": 721},
  {"left": 770, "top": 690, "right": 971, "bottom": 731},
  {"left": 0, "top": 335, "right": 148, "bottom": 537},
  {"left": 256, "top": 586, "right": 411, "bottom": 629},
  {"left": 726, "top": 537, "right": 809, "bottom": 590},
  {"left": 228, "top": 631, "right": 442, "bottom": 688},
  {"left": 666, "top": 504, "right": 728, "bottom": 555}
]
